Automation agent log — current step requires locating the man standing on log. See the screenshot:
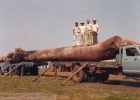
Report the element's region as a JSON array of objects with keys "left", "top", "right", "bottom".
[
  {"left": 85, "top": 19, "right": 93, "bottom": 45},
  {"left": 73, "top": 22, "right": 80, "bottom": 46},
  {"left": 92, "top": 19, "right": 99, "bottom": 44},
  {"left": 79, "top": 22, "right": 86, "bottom": 46}
]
